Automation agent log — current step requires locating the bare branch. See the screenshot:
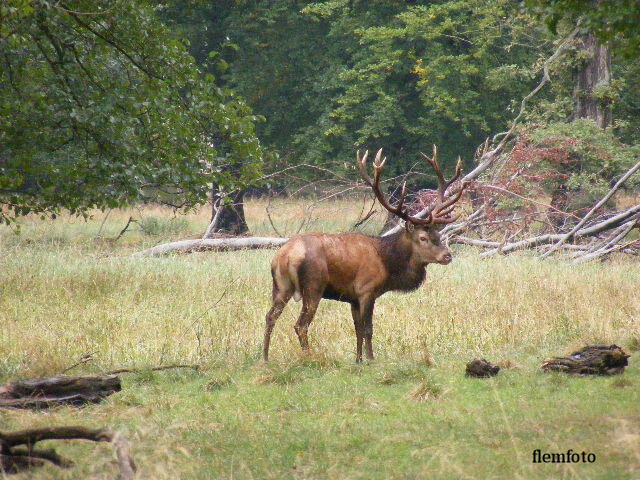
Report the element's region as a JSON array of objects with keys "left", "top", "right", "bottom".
[
  {"left": 113, "top": 216, "right": 135, "bottom": 242},
  {"left": 202, "top": 192, "right": 225, "bottom": 239},
  {"left": 105, "top": 364, "right": 200, "bottom": 375},
  {"left": 542, "top": 158, "right": 640, "bottom": 257},
  {"left": 0, "top": 426, "right": 136, "bottom": 479},
  {"left": 265, "top": 197, "right": 285, "bottom": 237}
]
